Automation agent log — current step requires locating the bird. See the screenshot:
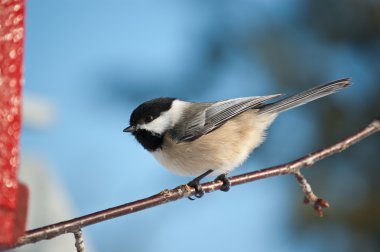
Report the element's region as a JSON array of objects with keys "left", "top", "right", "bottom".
[{"left": 123, "top": 78, "right": 351, "bottom": 199}]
